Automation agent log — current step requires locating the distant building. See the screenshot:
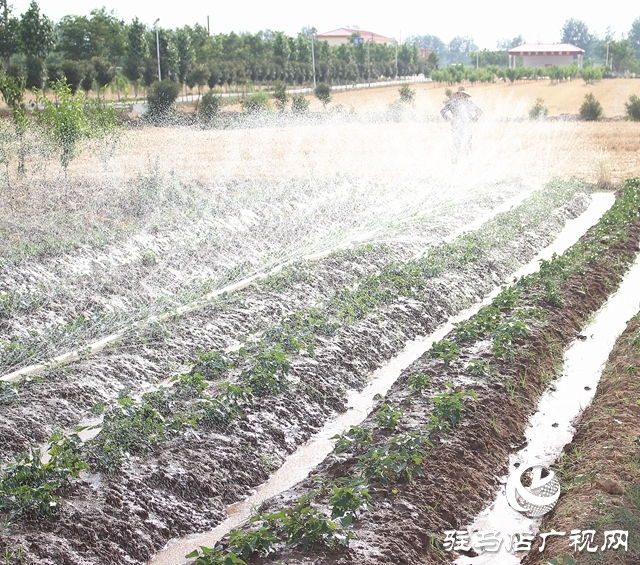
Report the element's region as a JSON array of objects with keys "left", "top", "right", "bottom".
[
  {"left": 507, "top": 43, "right": 584, "bottom": 68},
  {"left": 316, "top": 27, "right": 394, "bottom": 46},
  {"left": 419, "top": 48, "right": 433, "bottom": 61}
]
